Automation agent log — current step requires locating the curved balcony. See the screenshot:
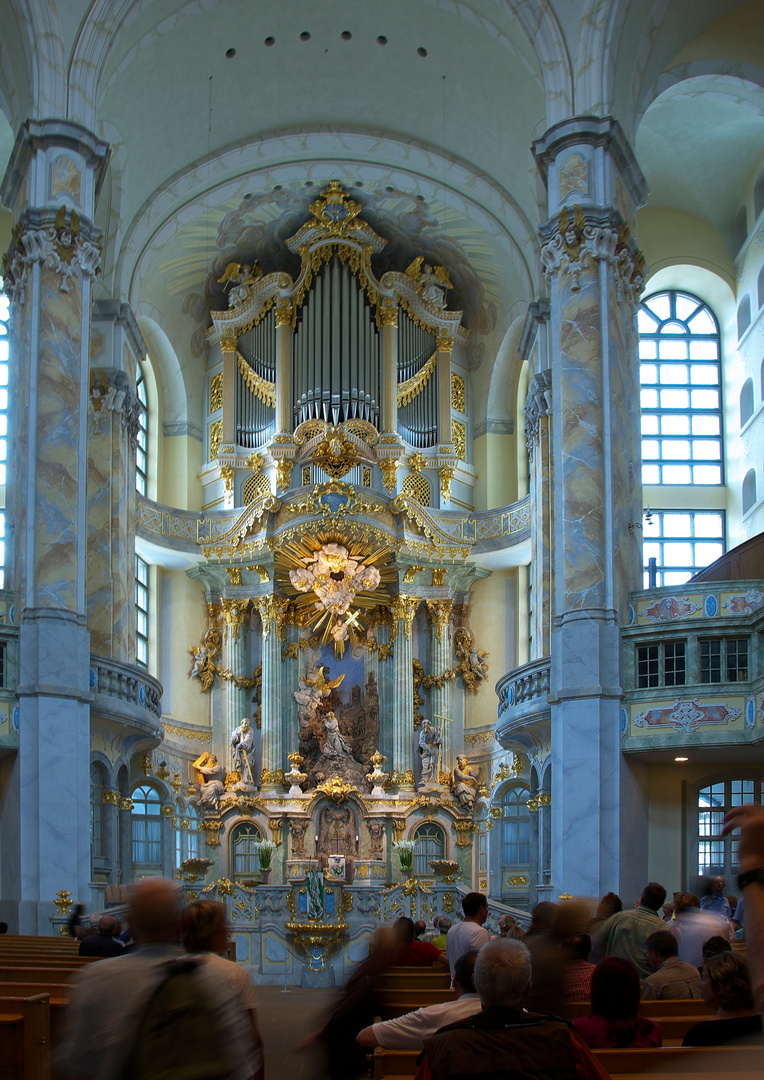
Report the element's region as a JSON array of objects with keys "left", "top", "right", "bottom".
[
  {"left": 89, "top": 654, "right": 164, "bottom": 750},
  {"left": 495, "top": 657, "right": 551, "bottom": 750}
]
